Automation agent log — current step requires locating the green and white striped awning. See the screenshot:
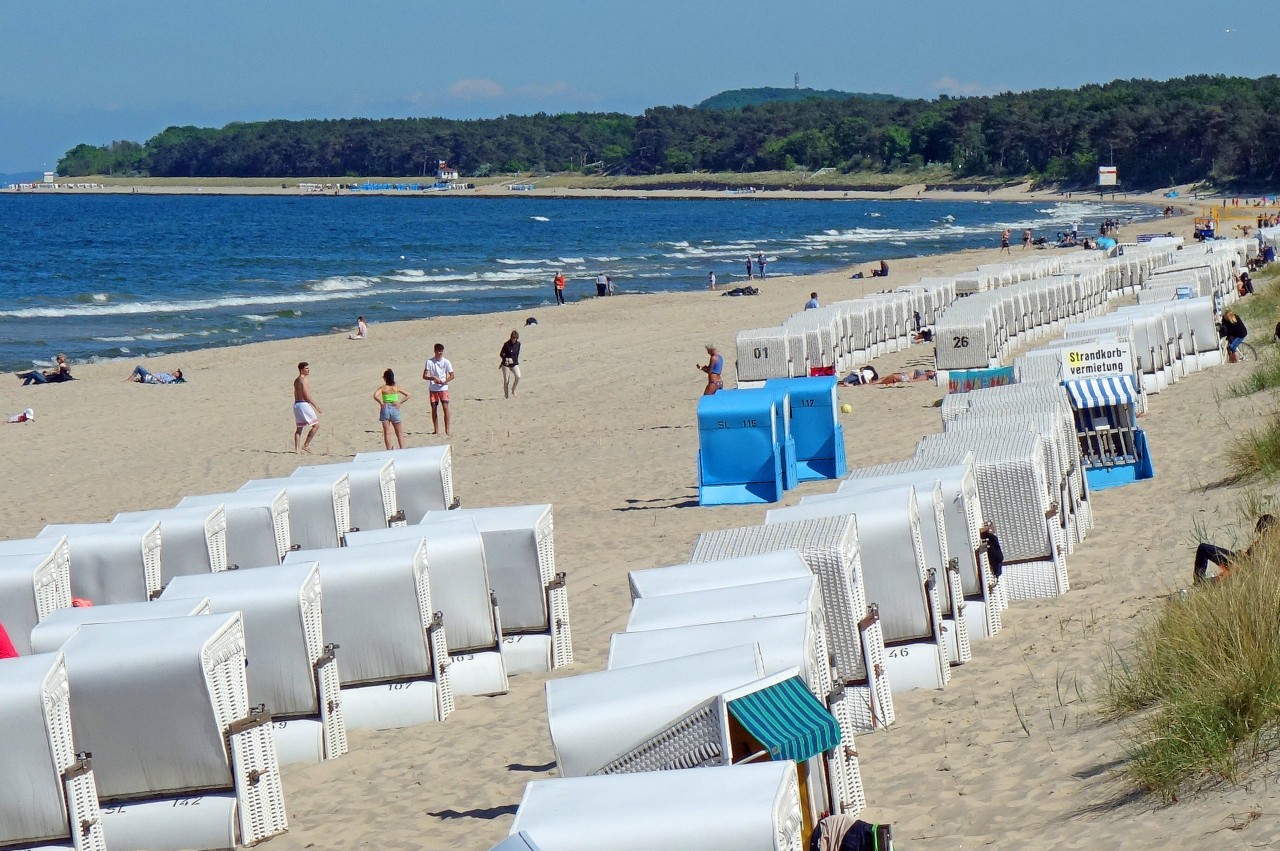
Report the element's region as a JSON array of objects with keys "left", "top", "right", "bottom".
[{"left": 727, "top": 676, "right": 841, "bottom": 763}]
